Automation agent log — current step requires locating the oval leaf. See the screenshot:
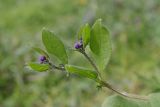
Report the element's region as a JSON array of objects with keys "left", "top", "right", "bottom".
[
  {"left": 78, "top": 24, "right": 91, "bottom": 48},
  {"left": 82, "top": 23, "right": 91, "bottom": 47},
  {"left": 28, "top": 62, "right": 49, "bottom": 72},
  {"left": 78, "top": 25, "right": 84, "bottom": 39},
  {"left": 65, "top": 65, "right": 98, "bottom": 80},
  {"left": 33, "top": 47, "right": 49, "bottom": 58},
  {"left": 90, "top": 19, "right": 112, "bottom": 71},
  {"left": 42, "top": 29, "right": 68, "bottom": 64}
]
